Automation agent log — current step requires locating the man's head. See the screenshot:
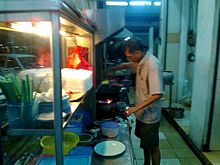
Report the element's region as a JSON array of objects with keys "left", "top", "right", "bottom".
[{"left": 124, "top": 37, "right": 148, "bottom": 63}]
